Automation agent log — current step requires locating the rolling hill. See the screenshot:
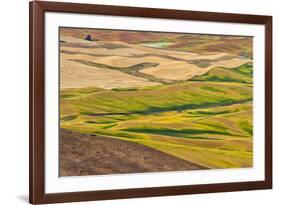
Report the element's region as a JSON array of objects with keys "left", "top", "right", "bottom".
[{"left": 59, "top": 28, "right": 253, "bottom": 174}]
